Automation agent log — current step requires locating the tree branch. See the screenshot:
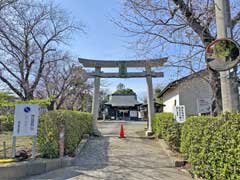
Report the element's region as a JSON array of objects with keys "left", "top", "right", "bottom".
[
  {"left": 0, "top": 75, "right": 24, "bottom": 99},
  {"left": 232, "top": 11, "right": 240, "bottom": 28},
  {"left": 172, "top": 0, "right": 214, "bottom": 46},
  {"left": 0, "top": 61, "right": 21, "bottom": 82}
]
